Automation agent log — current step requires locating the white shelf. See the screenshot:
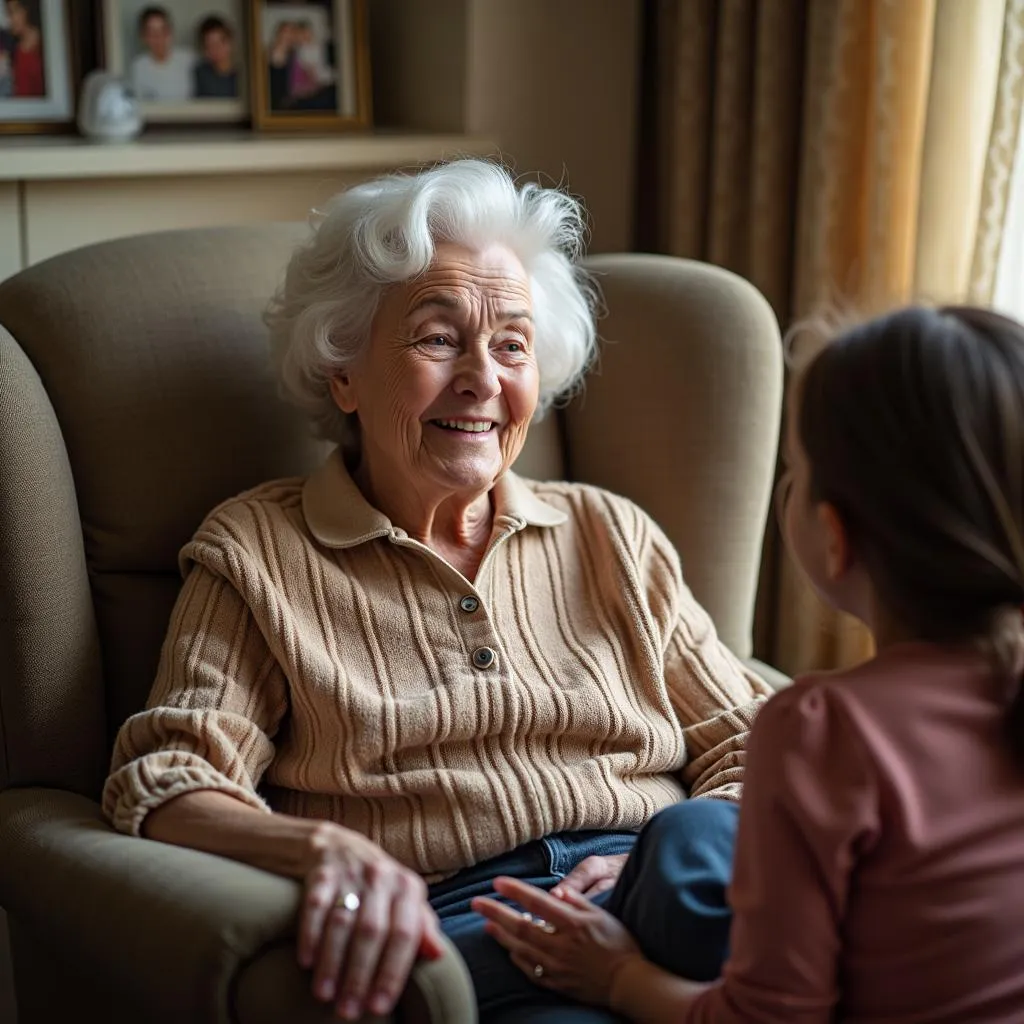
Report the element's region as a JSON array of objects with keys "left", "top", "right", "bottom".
[{"left": 0, "top": 131, "right": 498, "bottom": 181}]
